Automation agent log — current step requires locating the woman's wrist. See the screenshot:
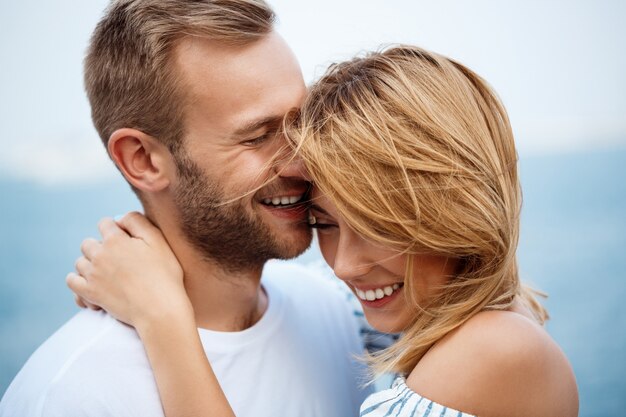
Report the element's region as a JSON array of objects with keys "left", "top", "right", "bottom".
[{"left": 134, "top": 299, "right": 197, "bottom": 339}]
